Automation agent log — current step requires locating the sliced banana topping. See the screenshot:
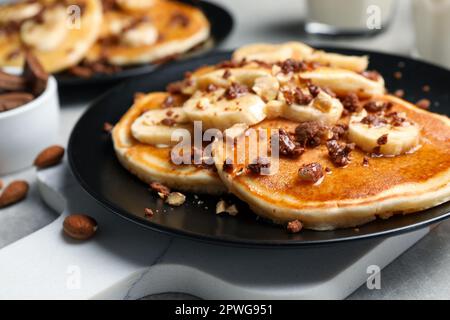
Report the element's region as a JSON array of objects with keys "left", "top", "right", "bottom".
[
  {"left": 185, "top": 67, "right": 272, "bottom": 93},
  {"left": 252, "top": 75, "right": 279, "bottom": 102},
  {"left": 278, "top": 88, "right": 343, "bottom": 124},
  {"left": 232, "top": 43, "right": 297, "bottom": 64},
  {"left": 308, "top": 51, "right": 368, "bottom": 73},
  {"left": 131, "top": 108, "right": 192, "bottom": 146},
  {"left": 0, "top": 1, "right": 42, "bottom": 24},
  {"left": 348, "top": 109, "right": 420, "bottom": 156},
  {"left": 183, "top": 86, "right": 266, "bottom": 130},
  {"left": 20, "top": 5, "right": 68, "bottom": 51},
  {"left": 300, "top": 67, "right": 385, "bottom": 97},
  {"left": 121, "top": 21, "right": 158, "bottom": 47},
  {"left": 116, "top": 0, "right": 157, "bottom": 12}
]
